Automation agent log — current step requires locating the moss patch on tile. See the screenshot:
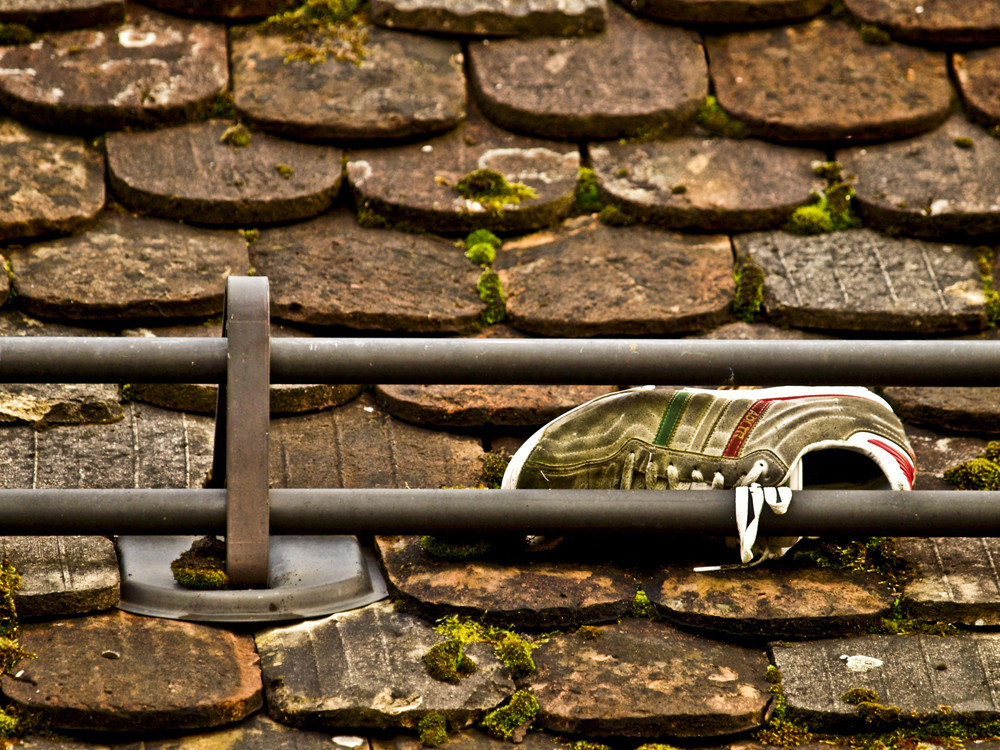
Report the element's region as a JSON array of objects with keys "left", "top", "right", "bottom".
[
  {"left": 258, "top": 0, "right": 369, "bottom": 65},
  {"left": 482, "top": 689, "right": 538, "bottom": 741},
  {"left": 423, "top": 640, "right": 478, "bottom": 683},
  {"left": 456, "top": 170, "right": 536, "bottom": 215},
  {"left": 419, "top": 712, "right": 449, "bottom": 747},
  {"left": 944, "top": 440, "right": 1000, "bottom": 489},
  {"left": 732, "top": 257, "right": 765, "bottom": 322},
  {"left": 170, "top": 536, "right": 229, "bottom": 590},
  {"left": 575, "top": 167, "right": 603, "bottom": 213},
  {"left": 597, "top": 204, "right": 636, "bottom": 227},
  {"left": 695, "top": 95, "right": 748, "bottom": 139},
  {"left": 434, "top": 615, "right": 540, "bottom": 679},
  {"left": 0, "top": 23, "right": 34, "bottom": 45}
]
